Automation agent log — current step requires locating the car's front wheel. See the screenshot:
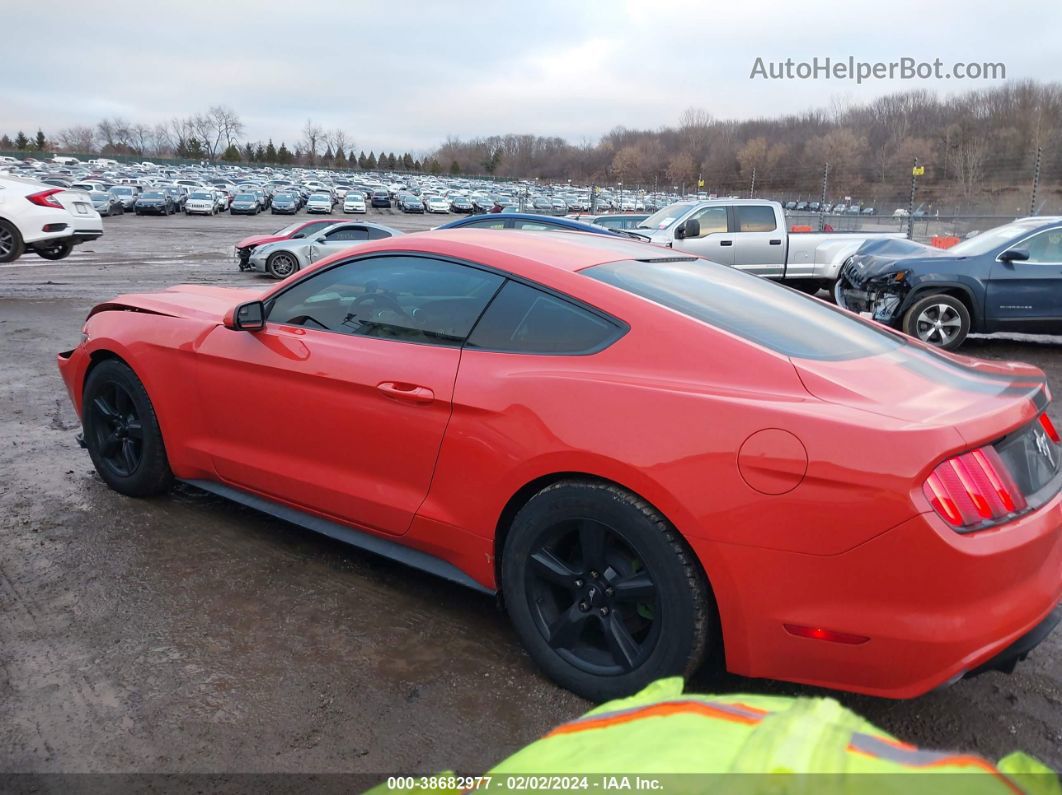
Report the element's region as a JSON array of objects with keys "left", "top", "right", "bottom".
[
  {"left": 902, "top": 293, "right": 970, "bottom": 350},
  {"left": 83, "top": 359, "right": 173, "bottom": 497},
  {"left": 266, "top": 251, "right": 299, "bottom": 279},
  {"left": 502, "top": 480, "right": 713, "bottom": 701}
]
